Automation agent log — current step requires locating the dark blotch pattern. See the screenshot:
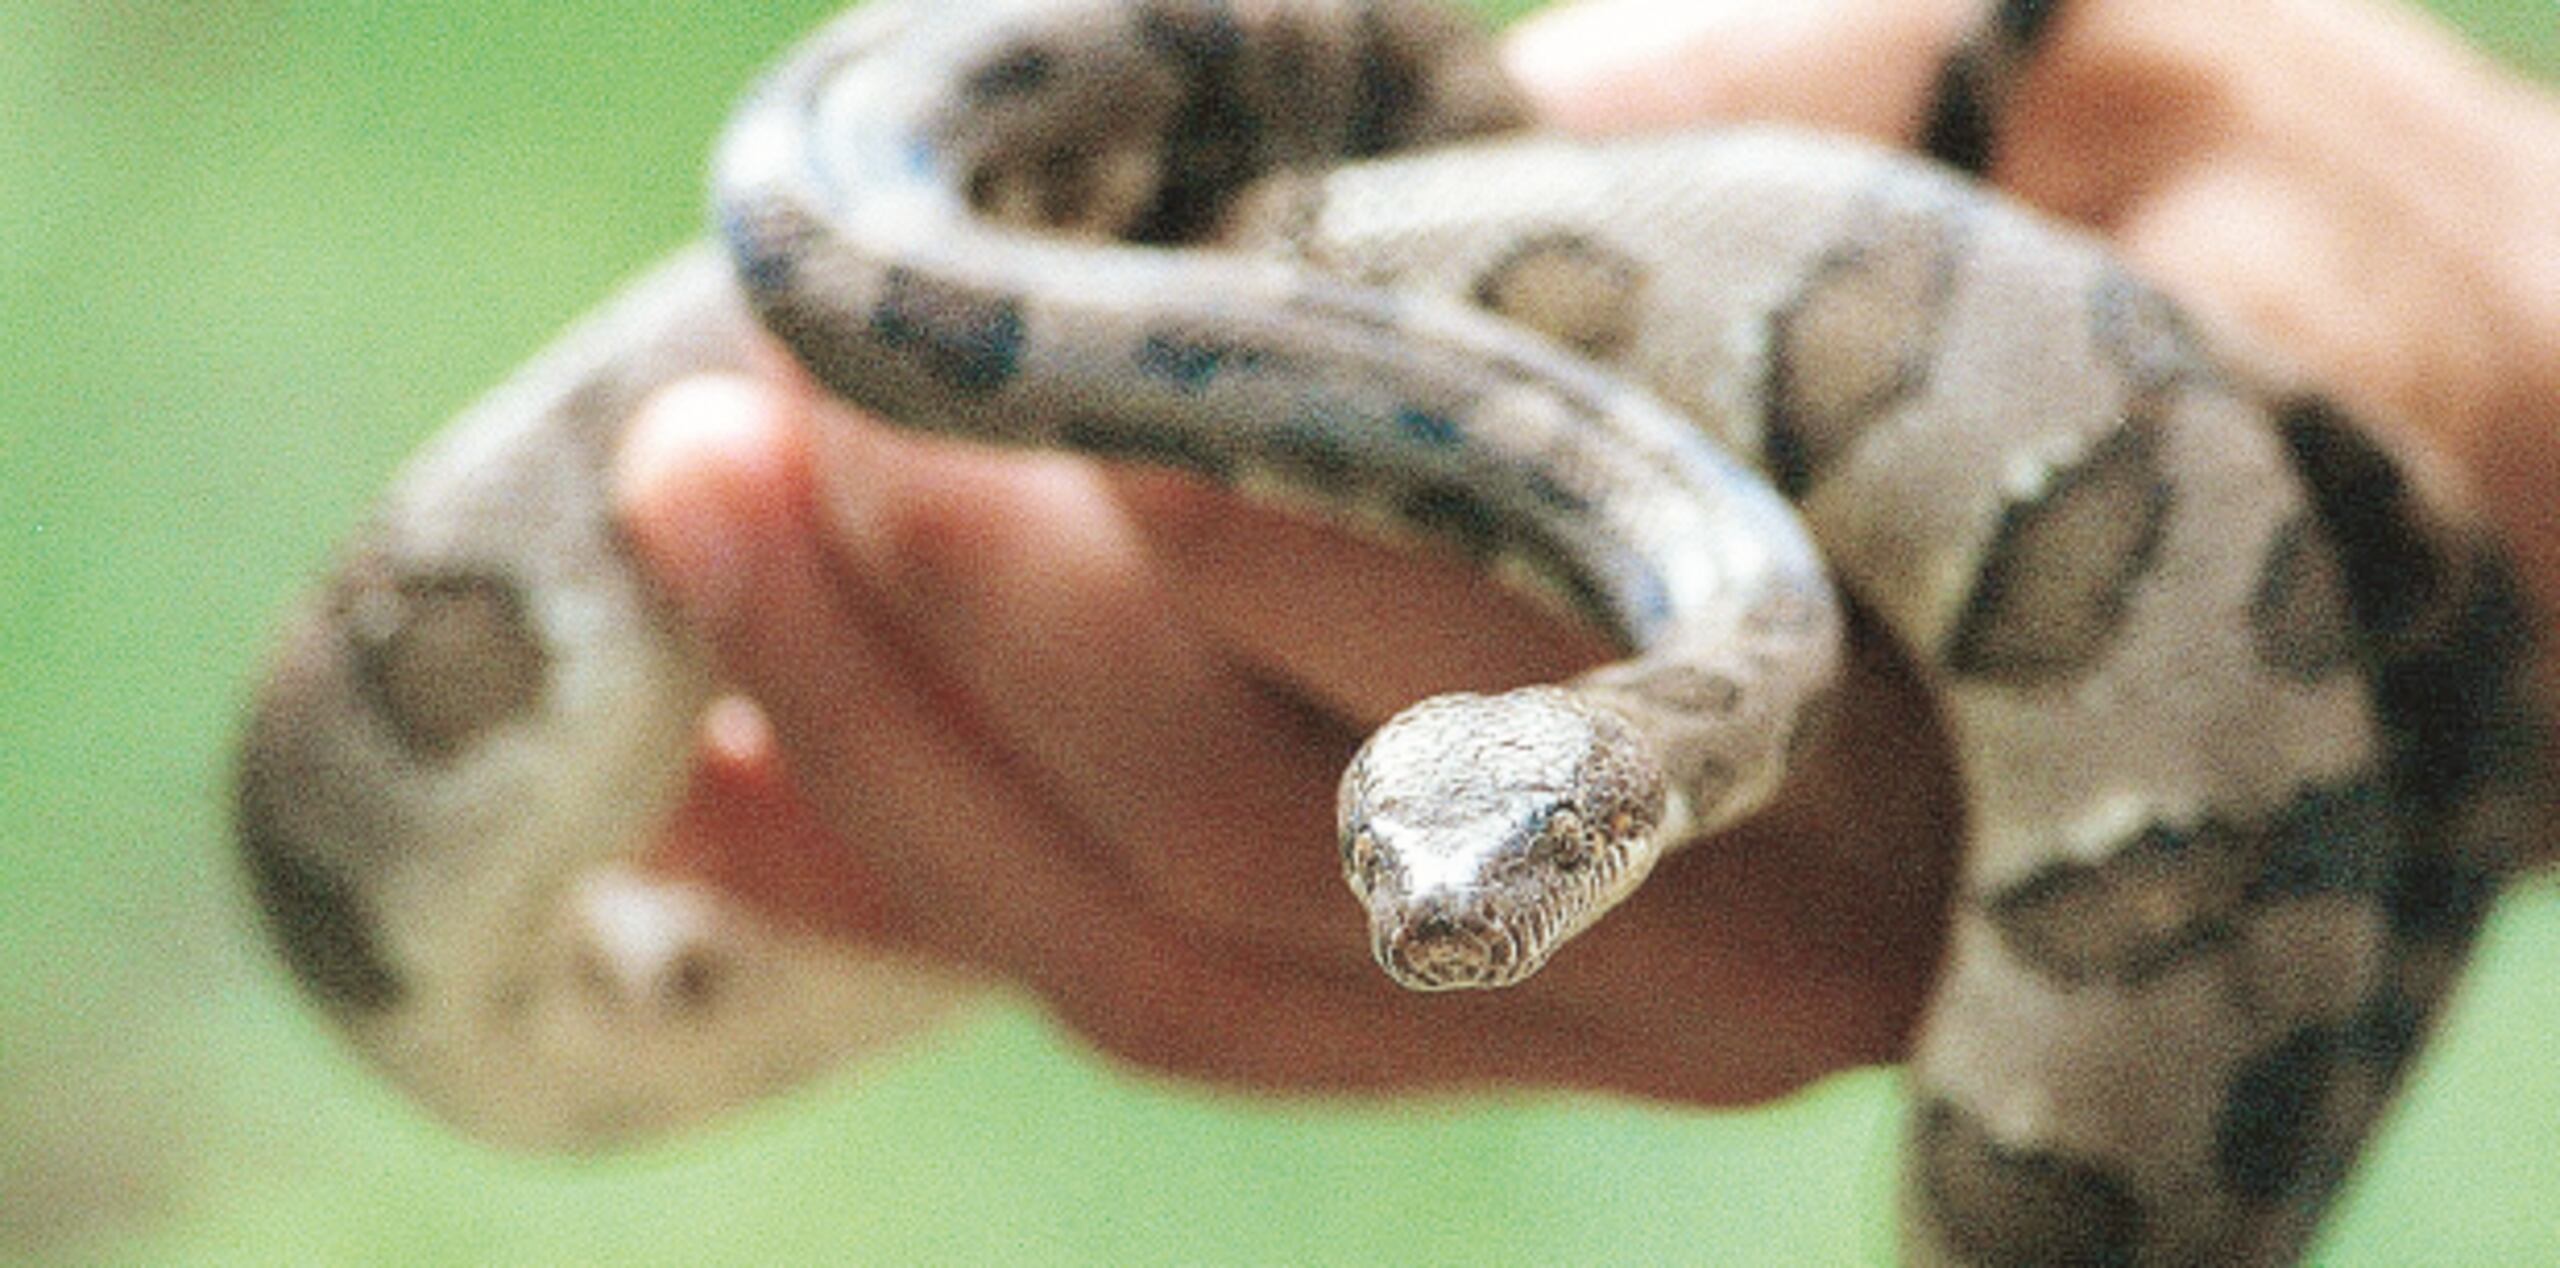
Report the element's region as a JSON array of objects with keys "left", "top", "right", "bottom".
[
  {"left": 1919, "top": 46, "right": 2000, "bottom": 176},
  {"left": 1986, "top": 0, "right": 2068, "bottom": 42},
  {"left": 1524, "top": 470, "right": 1590, "bottom": 515},
  {"left": 2216, "top": 1026, "right": 2353, "bottom": 1205},
  {"left": 1944, "top": 413, "right": 2172, "bottom": 685},
  {"left": 2277, "top": 394, "right": 2550, "bottom": 920},
  {"left": 347, "top": 569, "right": 548, "bottom": 764},
  {"left": 1346, "top": 3, "right": 1425, "bottom": 155},
  {"left": 1986, "top": 817, "right": 2256, "bottom": 985},
  {"left": 2245, "top": 781, "right": 2400, "bottom": 904},
  {"left": 870, "top": 267, "right": 1027, "bottom": 395},
  {"left": 1989, "top": 782, "right": 2402, "bottom": 986},
  {"left": 720, "top": 202, "right": 807, "bottom": 298},
  {"left": 1763, "top": 194, "right": 1964, "bottom": 496},
  {"left": 1469, "top": 232, "right": 1644, "bottom": 360},
  {"left": 1344, "top": 0, "right": 1529, "bottom": 154},
  {"left": 1136, "top": 331, "right": 1268, "bottom": 392},
  {"left": 964, "top": 42, "right": 1055, "bottom": 101},
  {"left": 1503, "top": 525, "right": 1624, "bottom": 635},
  {"left": 1995, "top": 0, "right": 2069, "bottom": 43},
  {"left": 1917, "top": 1098, "right": 2144, "bottom": 1267},
  {"left": 1118, "top": 0, "right": 1523, "bottom": 243},
  {"left": 967, "top": 144, "right": 1118, "bottom": 230},
  {"left": 1262, "top": 417, "right": 1357, "bottom": 487},
  {"left": 2273, "top": 397, "right": 2441, "bottom": 642},
  {"left": 1919, "top": 0, "right": 2071, "bottom": 174},
  {"left": 1396, "top": 407, "right": 1462, "bottom": 449},
  {"left": 2382, "top": 847, "right": 2500, "bottom": 948},
  {"left": 2248, "top": 515, "right": 2358, "bottom": 683},
  {"left": 234, "top": 776, "right": 404, "bottom": 1015},
  {"left": 2344, "top": 990, "right": 2426, "bottom": 1079},
  {"left": 2375, "top": 555, "right": 2543, "bottom": 823},
  {"left": 1398, "top": 481, "right": 1506, "bottom": 558},
  {"left": 1131, "top": 0, "right": 1259, "bottom": 243},
  {"left": 1058, "top": 415, "right": 1238, "bottom": 483}
]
